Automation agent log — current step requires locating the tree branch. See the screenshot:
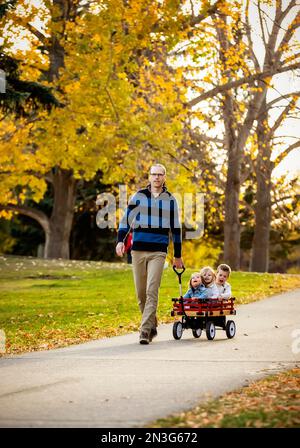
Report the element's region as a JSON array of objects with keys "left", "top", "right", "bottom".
[
  {"left": 273, "top": 140, "right": 300, "bottom": 167},
  {"left": 245, "top": 0, "right": 261, "bottom": 71},
  {"left": 167, "top": 151, "right": 194, "bottom": 173},
  {"left": 268, "top": 96, "right": 299, "bottom": 138},
  {"left": 26, "top": 23, "right": 47, "bottom": 44},
  {"left": 261, "top": 0, "right": 284, "bottom": 70},
  {"left": 190, "top": 130, "right": 224, "bottom": 145},
  {"left": 45, "top": 170, "right": 54, "bottom": 184},
  {"left": 271, "top": 194, "right": 300, "bottom": 206},
  {"left": 258, "top": 0, "right": 269, "bottom": 48},
  {"left": 189, "top": 0, "right": 222, "bottom": 27},
  {"left": 265, "top": 90, "right": 300, "bottom": 111},
  {"left": 0, "top": 204, "right": 50, "bottom": 234},
  {"left": 271, "top": 193, "right": 299, "bottom": 225},
  {"left": 152, "top": 0, "right": 222, "bottom": 34},
  {"left": 275, "top": 9, "right": 300, "bottom": 61},
  {"left": 188, "top": 61, "right": 300, "bottom": 106}
]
